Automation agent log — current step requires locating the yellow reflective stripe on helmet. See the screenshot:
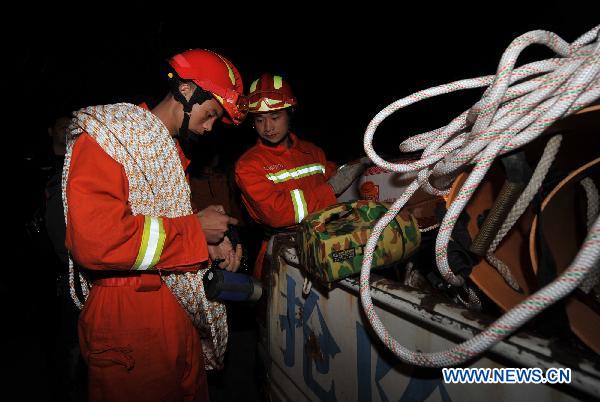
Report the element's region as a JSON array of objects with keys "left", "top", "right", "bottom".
[
  {"left": 251, "top": 98, "right": 287, "bottom": 112},
  {"left": 266, "top": 164, "right": 326, "bottom": 183},
  {"left": 255, "top": 100, "right": 273, "bottom": 112},
  {"left": 274, "top": 75, "right": 283, "bottom": 89},
  {"left": 290, "top": 189, "right": 308, "bottom": 223},
  {"left": 215, "top": 54, "right": 236, "bottom": 85},
  {"left": 132, "top": 216, "right": 166, "bottom": 270},
  {"left": 250, "top": 79, "right": 259, "bottom": 94},
  {"left": 213, "top": 94, "right": 225, "bottom": 109},
  {"left": 266, "top": 98, "right": 281, "bottom": 106}
]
